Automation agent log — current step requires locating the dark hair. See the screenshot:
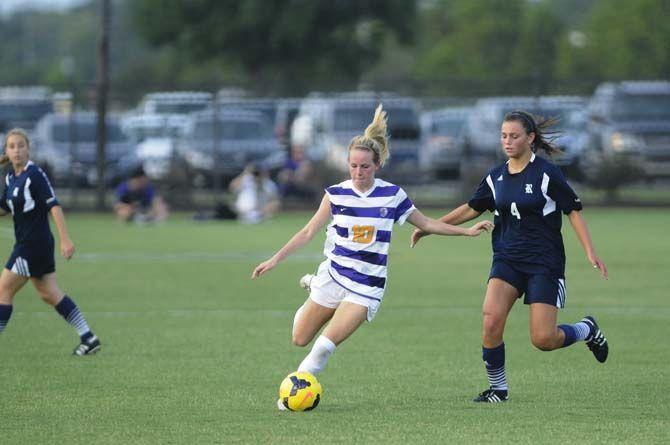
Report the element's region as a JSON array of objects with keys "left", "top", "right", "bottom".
[
  {"left": 130, "top": 165, "right": 147, "bottom": 179},
  {"left": 247, "top": 163, "right": 261, "bottom": 177},
  {"left": 504, "top": 110, "right": 561, "bottom": 156}
]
